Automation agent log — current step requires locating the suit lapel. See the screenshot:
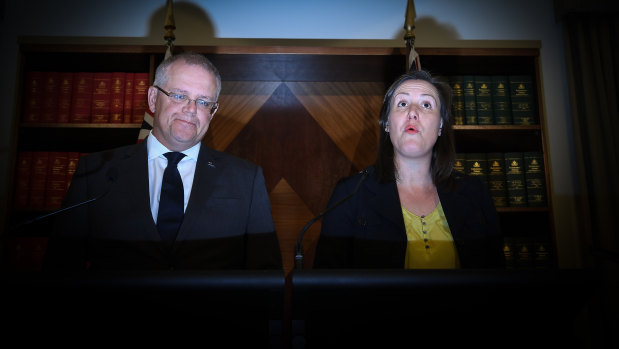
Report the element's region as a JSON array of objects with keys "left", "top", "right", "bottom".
[
  {"left": 176, "top": 144, "right": 219, "bottom": 241},
  {"left": 121, "top": 142, "right": 159, "bottom": 237}
]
